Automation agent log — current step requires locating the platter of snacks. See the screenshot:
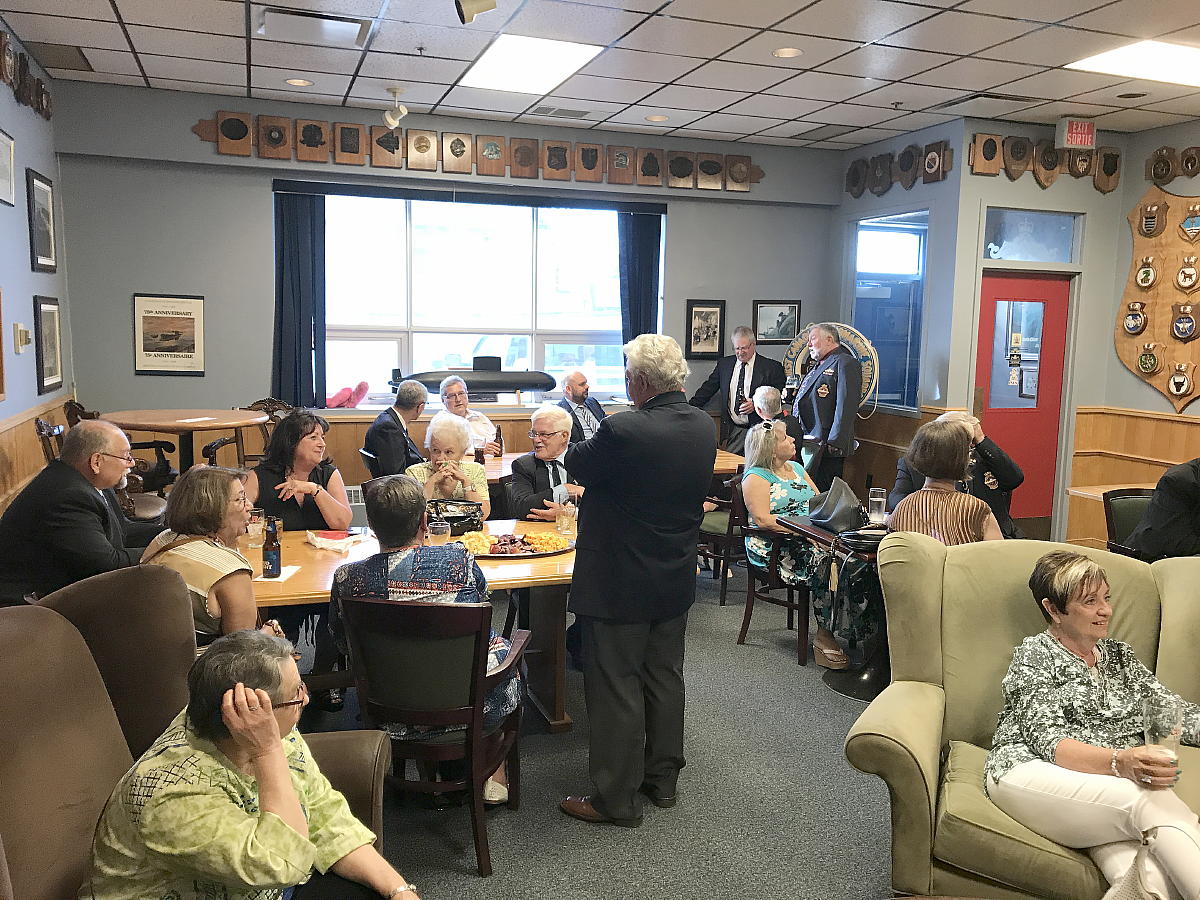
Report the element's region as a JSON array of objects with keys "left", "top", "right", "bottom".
[{"left": 458, "top": 531, "right": 573, "bottom": 558}]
